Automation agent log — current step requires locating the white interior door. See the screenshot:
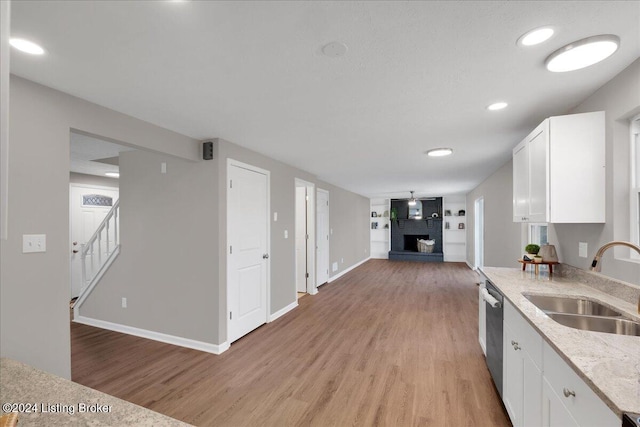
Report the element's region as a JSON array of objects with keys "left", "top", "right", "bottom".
[
  {"left": 228, "top": 161, "right": 269, "bottom": 344},
  {"left": 316, "top": 189, "right": 329, "bottom": 286},
  {"left": 474, "top": 197, "right": 484, "bottom": 269},
  {"left": 70, "top": 184, "right": 119, "bottom": 298},
  {"left": 295, "top": 186, "right": 307, "bottom": 292}
]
